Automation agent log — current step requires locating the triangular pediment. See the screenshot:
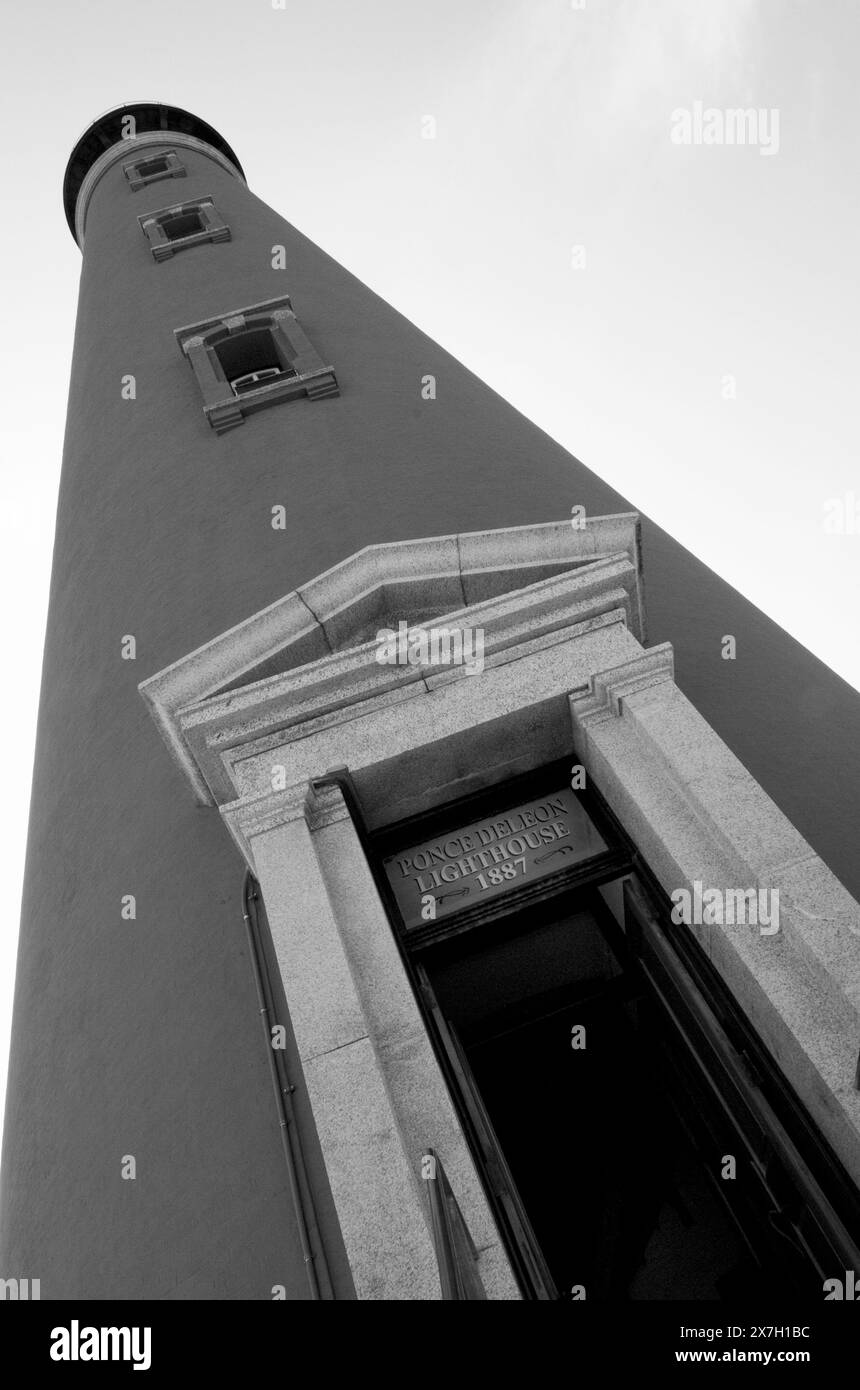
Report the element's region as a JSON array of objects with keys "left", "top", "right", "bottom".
[{"left": 139, "top": 514, "right": 643, "bottom": 802}]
